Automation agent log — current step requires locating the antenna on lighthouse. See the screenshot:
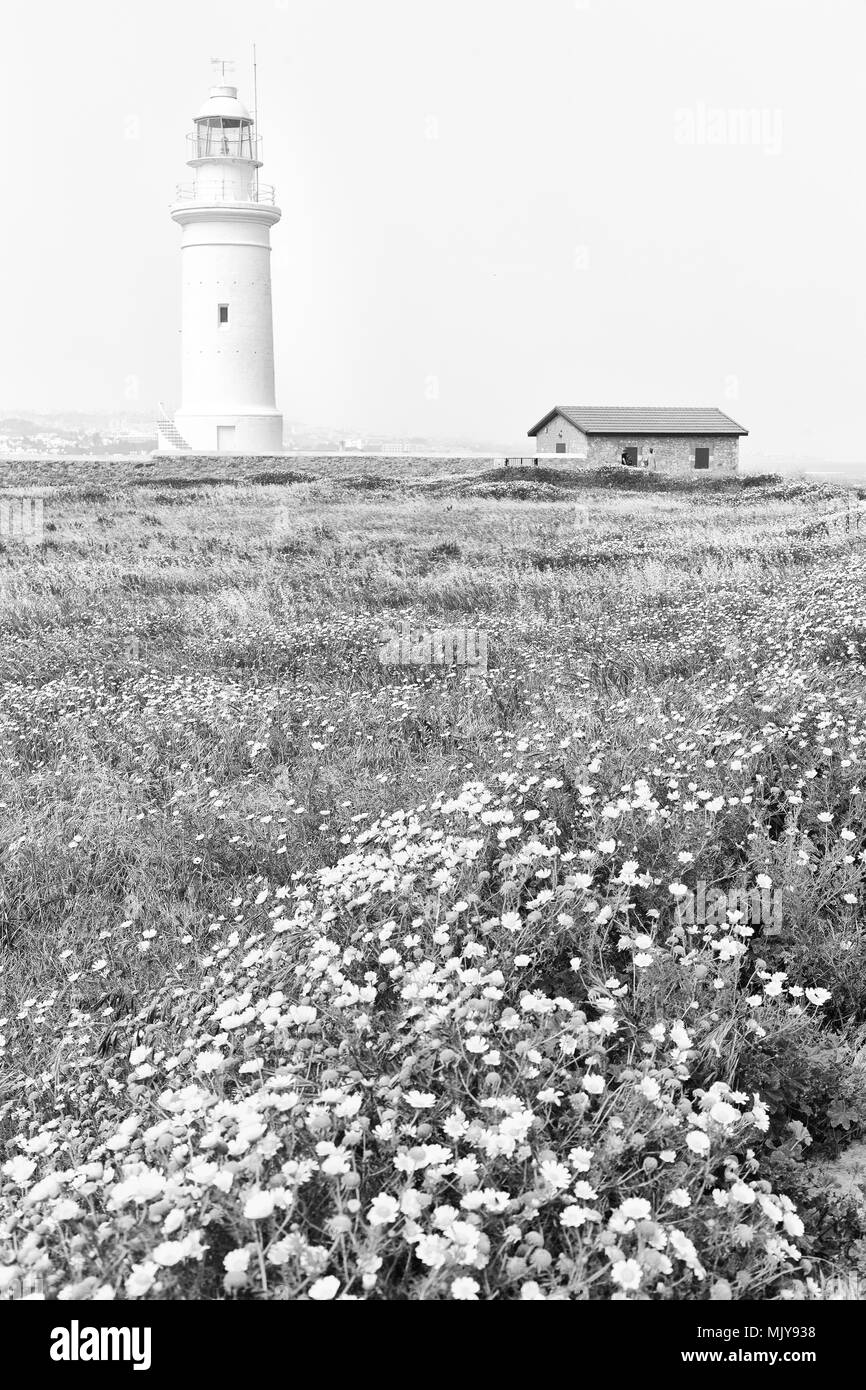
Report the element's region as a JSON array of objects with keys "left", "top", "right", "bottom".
[{"left": 252, "top": 44, "right": 260, "bottom": 199}]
